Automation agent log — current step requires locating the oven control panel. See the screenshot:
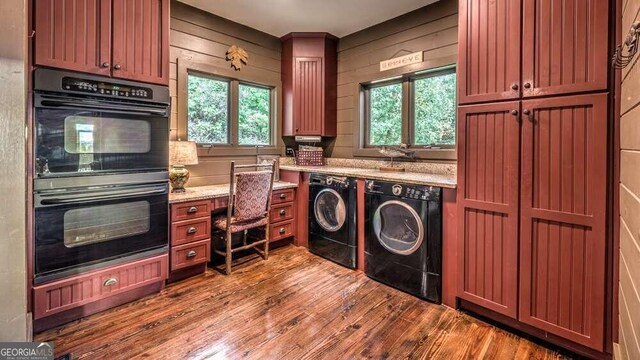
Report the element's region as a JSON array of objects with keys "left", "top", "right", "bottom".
[{"left": 62, "top": 77, "right": 153, "bottom": 99}]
